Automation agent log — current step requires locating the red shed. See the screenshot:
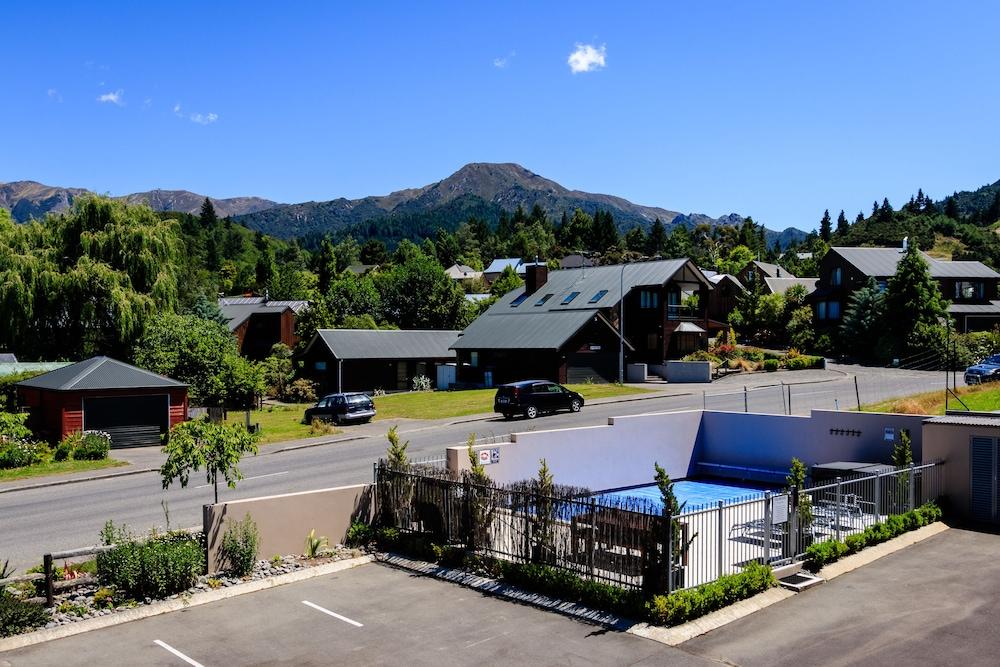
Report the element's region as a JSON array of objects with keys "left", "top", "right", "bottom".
[{"left": 16, "top": 356, "right": 188, "bottom": 448}]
